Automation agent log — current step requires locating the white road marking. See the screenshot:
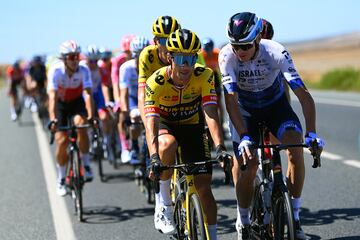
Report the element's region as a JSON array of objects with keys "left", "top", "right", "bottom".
[
  {"left": 33, "top": 113, "right": 77, "bottom": 240},
  {"left": 304, "top": 148, "right": 343, "bottom": 160},
  {"left": 313, "top": 97, "right": 360, "bottom": 108},
  {"left": 292, "top": 95, "right": 360, "bottom": 108},
  {"left": 343, "top": 160, "right": 360, "bottom": 169}
]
